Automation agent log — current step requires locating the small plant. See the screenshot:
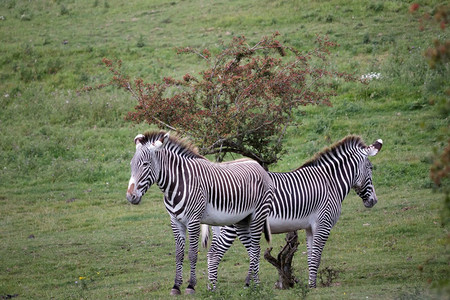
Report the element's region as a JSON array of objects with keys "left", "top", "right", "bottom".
[
  {"left": 318, "top": 266, "right": 341, "bottom": 287},
  {"left": 197, "top": 283, "right": 234, "bottom": 299},
  {"left": 242, "top": 282, "right": 275, "bottom": 300},
  {"left": 42, "top": 37, "right": 51, "bottom": 46},
  {"left": 369, "top": 2, "right": 384, "bottom": 12},
  {"left": 60, "top": 4, "right": 69, "bottom": 16},
  {"left": 6, "top": 0, "right": 16, "bottom": 9},
  {"left": 75, "top": 276, "right": 88, "bottom": 290},
  {"left": 46, "top": 58, "right": 63, "bottom": 75},
  {"left": 20, "top": 65, "right": 34, "bottom": 82},
  {"left": 293, "top": 280, "right": 310, "bottom": 299},
  {"left": 363, "top": 32, "right": 370, "bottom": 44},
  {"left": 136, "top": 34, "right": 145, "bottom": 48}
]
